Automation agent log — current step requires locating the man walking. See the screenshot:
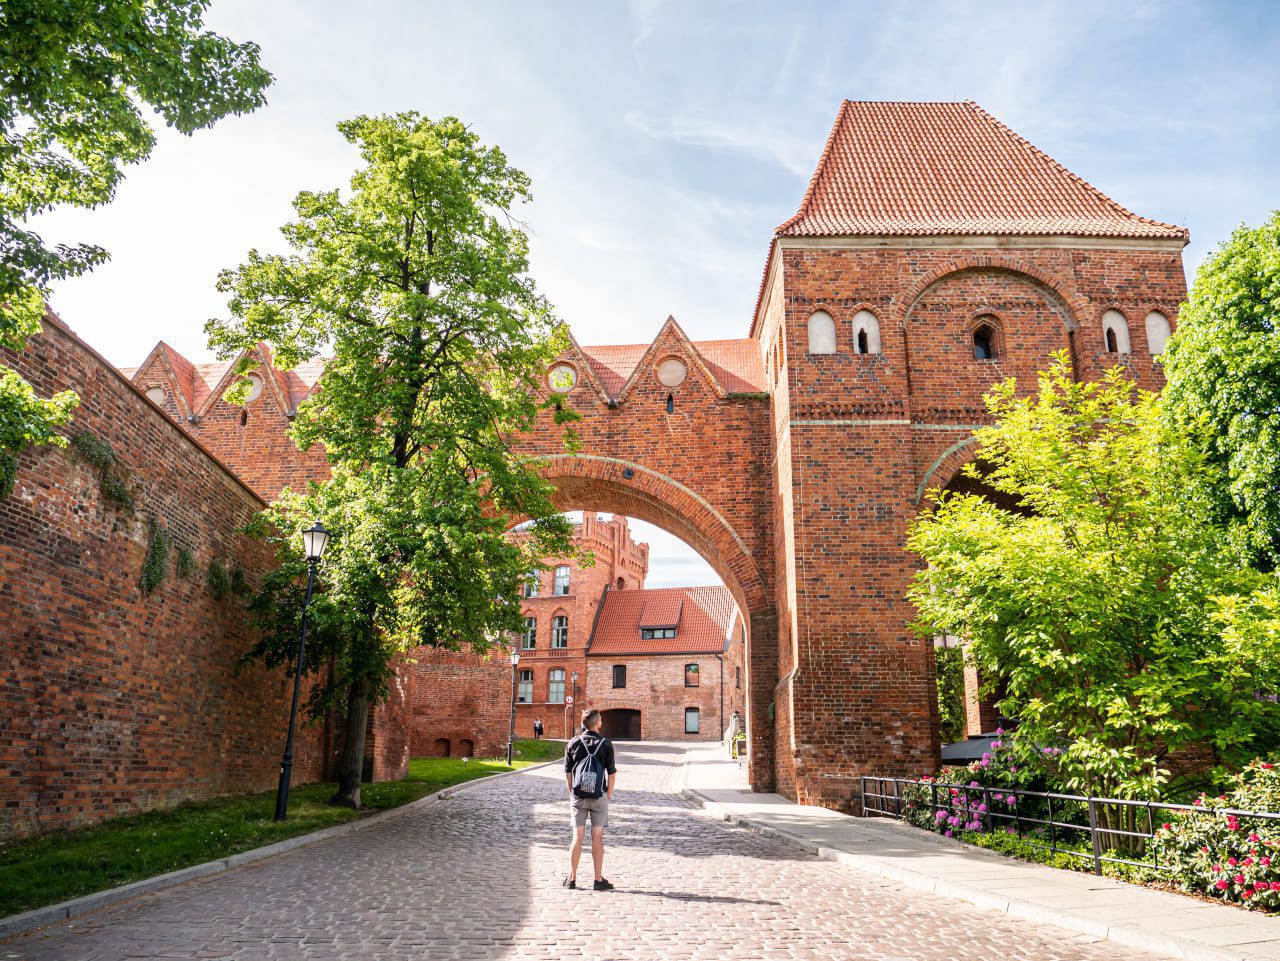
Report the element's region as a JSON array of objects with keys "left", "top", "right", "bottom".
[{"left": 563, "top": 708, "right": 616, "bottom": 891}]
